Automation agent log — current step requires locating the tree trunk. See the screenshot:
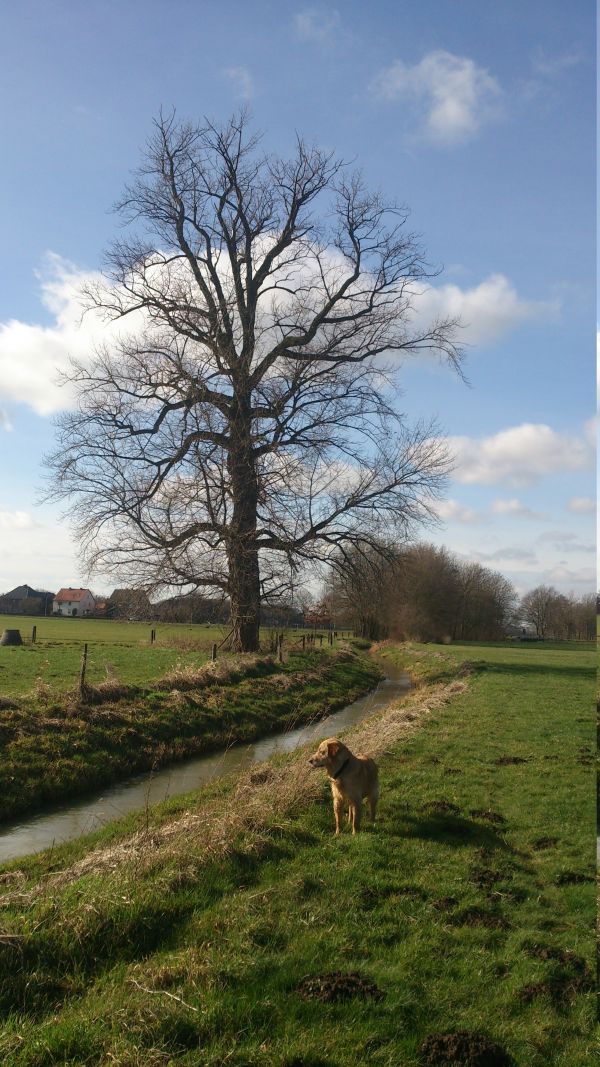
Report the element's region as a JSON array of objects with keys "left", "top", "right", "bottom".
[
  {"left": 227, "top": 396, "right": 261, "bottom": 653},
  {"left": 228, "top": 539, "right": 260, "bottom": 652}
]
